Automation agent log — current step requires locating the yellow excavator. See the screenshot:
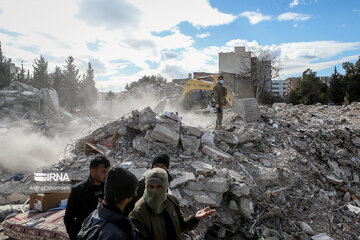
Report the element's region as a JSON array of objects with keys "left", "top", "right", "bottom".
[{"left": 178, "top": 74, "right": 260, "bottom": 123}]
